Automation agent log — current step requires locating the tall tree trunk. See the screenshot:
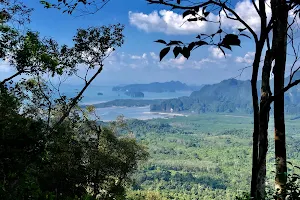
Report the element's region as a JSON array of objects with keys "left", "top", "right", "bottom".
[
  {"left": 256, "top": 49, "right": 273, "bottom": 199},
  {"left": 271, "top": 0, "right": 288, "bottom": 197},
  {"left": 250, "top": 45, "right": 264, "bottom": 199},
  {"left": 251, "top": 0, "right": 269, "bottom": 197}
]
